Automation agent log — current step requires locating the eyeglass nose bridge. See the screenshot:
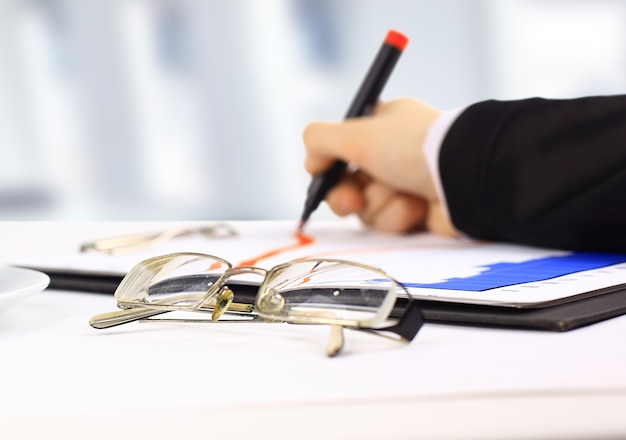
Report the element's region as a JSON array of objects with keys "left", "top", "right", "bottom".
[
  {"left": 207, "top": 266, "right": 267, "bottom": 321},
  {"left": 223, "top": 266, "right": 268, "bottom": 278},
  {"left": 204, "top": 266, "right": 270, "bottom": 317}
]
